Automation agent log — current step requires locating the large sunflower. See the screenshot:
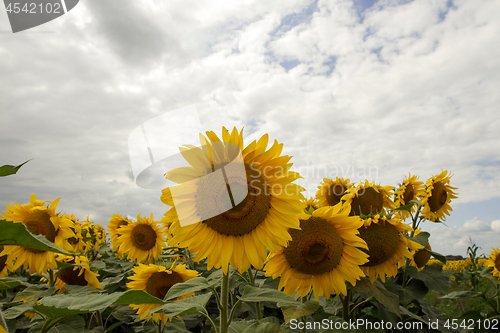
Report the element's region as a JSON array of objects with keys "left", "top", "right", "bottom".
[
  {"left": 55, "top": 254, "right": 102, "bottom": 292},
  {"left": 315, "top": 177, "right": 354, "bottom": 208},
  {"left": 108, "top": 214, "right": 131, "bottom": 257},
  {"left": 162, "top": 127, "right": 304, "bottom": 274},
  {"left": 264, "top": 205, "right": 368, "bottom": 300},
  {"left": 118, "top": 214, "right": 165, "bottom": 263},
  {"left": 485, "top": 248, "right": 500, "bottom": 279},
  {"left": 126, "top": 263, "right": 199, "bottom": 323},
  {"left": 341, "top": 181, "right": 395, "bottom": 216},
  {"left": 357, "top": 215, "right": 422, "bottom": 283},
  {"left": 0, "top": 194, "right": 75, "bottom": 275},
  {"left": 419, "top": 170, "right": 458, "bottom": 222},
  {"left": 393, "top": 174, "right": 424, "bottom": 220}
]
